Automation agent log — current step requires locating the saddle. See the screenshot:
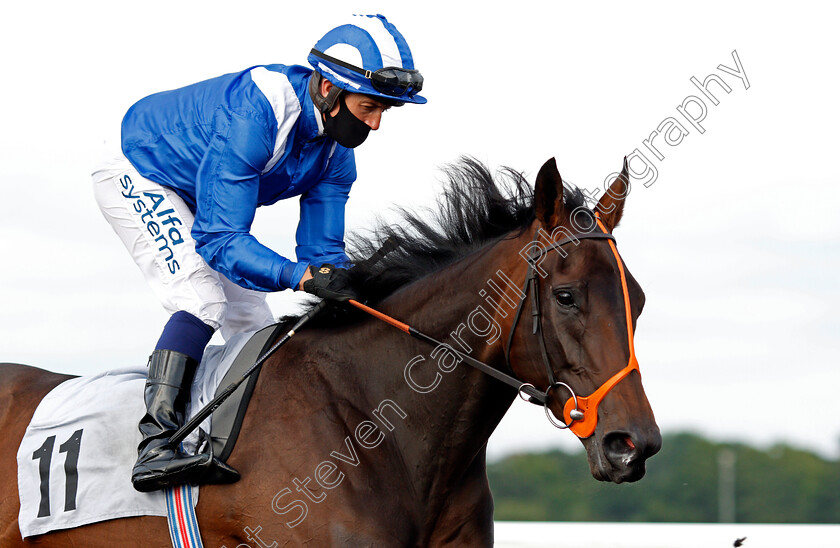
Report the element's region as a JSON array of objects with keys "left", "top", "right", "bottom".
[{"left": 199, "top": 323, "right": 283, "bottom": 461}]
